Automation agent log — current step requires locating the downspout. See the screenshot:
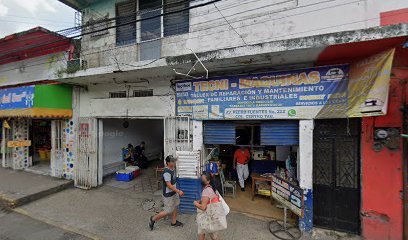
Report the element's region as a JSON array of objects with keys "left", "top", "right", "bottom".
[{"left": 402, "top": 79, "right": 408, "bottom": 240}]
